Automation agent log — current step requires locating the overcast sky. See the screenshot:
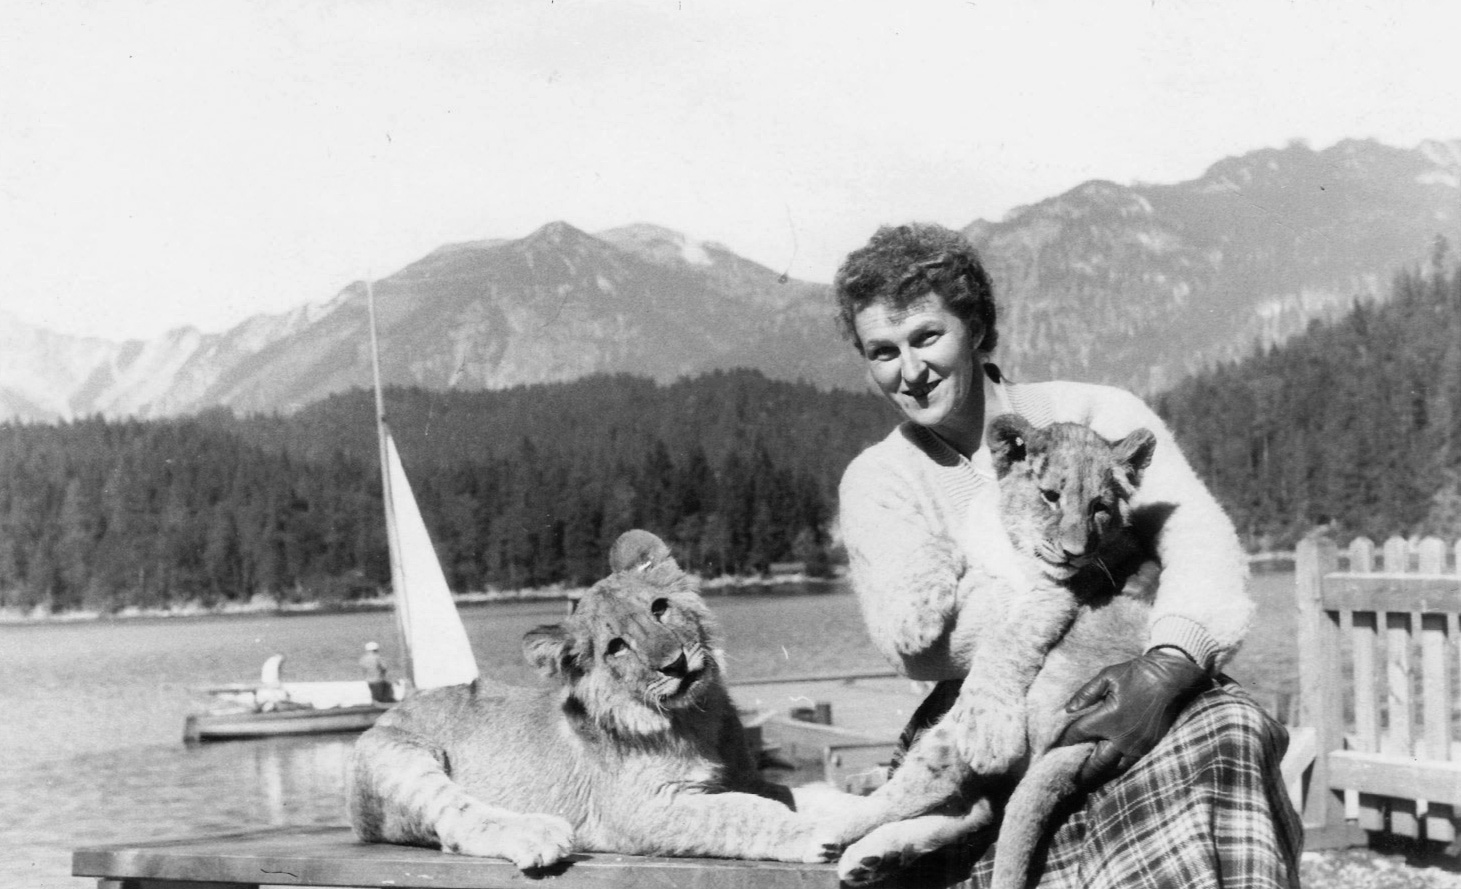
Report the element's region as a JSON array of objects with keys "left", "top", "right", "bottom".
[{"left": 2, "top": 0, "right": 1458, "bottom": 341}]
